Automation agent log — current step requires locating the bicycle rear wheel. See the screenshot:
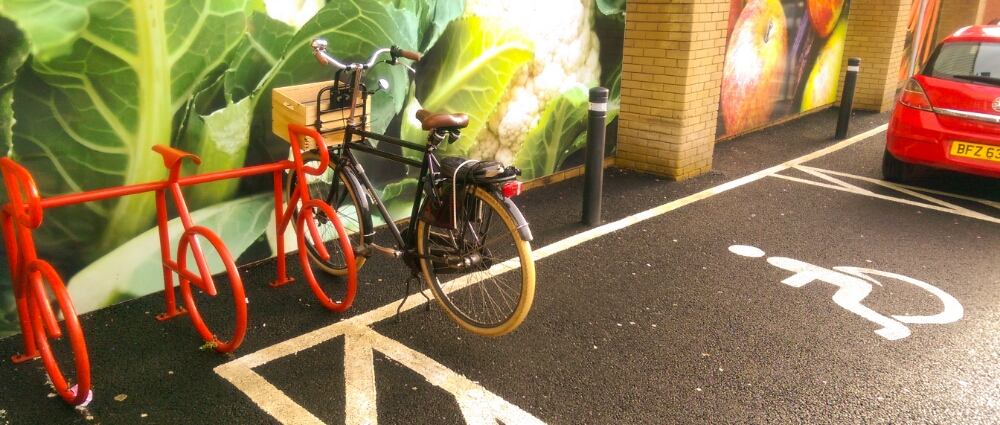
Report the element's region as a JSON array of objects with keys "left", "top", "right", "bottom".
[
  {"left": 177, "top": 226, "right": 247, "bottom": 353},
  {"left": 416, "top": 185, "right": 534, "bottom": 337},
  {"left": 27, "top": 260, "right": 91, "bottom": 405},
  {"left": 286, "top": 151, "right": 366, "bottom": 275}
]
